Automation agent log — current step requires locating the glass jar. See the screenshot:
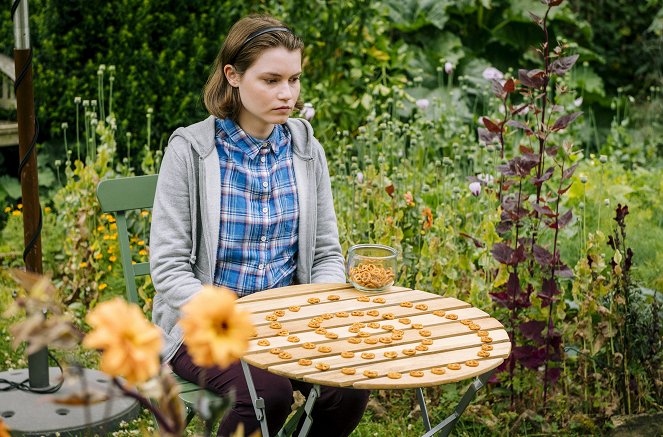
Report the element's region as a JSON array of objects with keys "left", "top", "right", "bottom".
[{"left": 346, "top": 244, "right": 397, "bottom": 292}]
